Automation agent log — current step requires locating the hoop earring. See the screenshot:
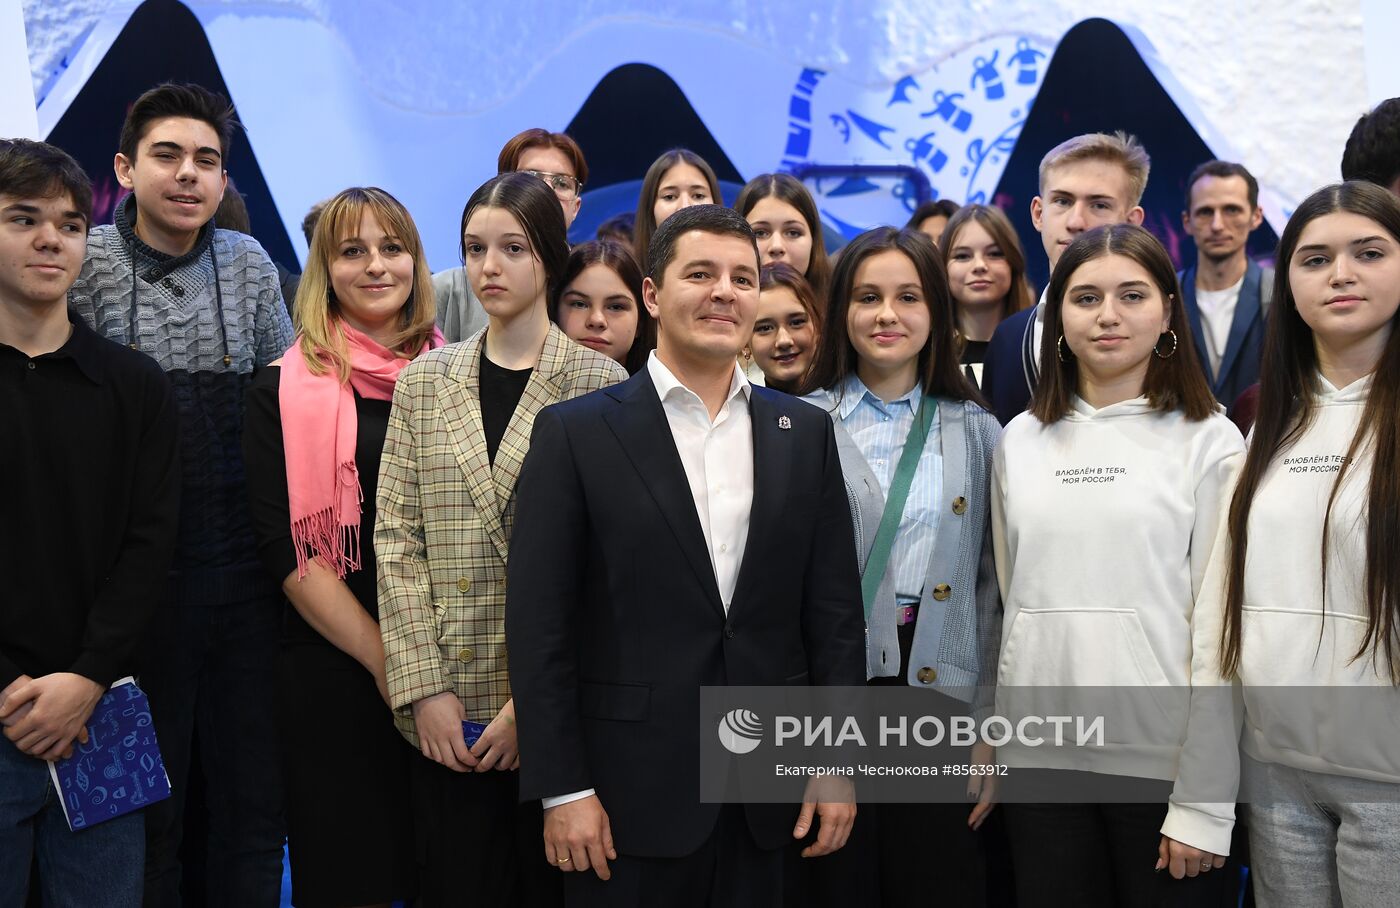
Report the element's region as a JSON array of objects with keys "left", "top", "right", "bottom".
[
  {"left": 1057, "top": 334, "right": 1074, "bottom": 363},
  {"left": 1153, "top": 329, "right": 1178, "bottom": 359}
]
